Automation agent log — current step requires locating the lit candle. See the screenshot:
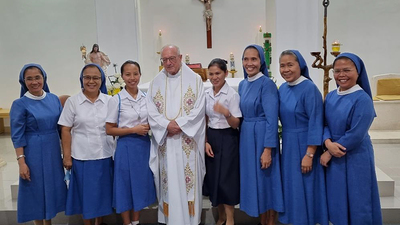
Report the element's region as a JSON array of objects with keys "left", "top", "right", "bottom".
[
  {"left": 230, "top": 52, "right": 235, "bottom": 71},
  {"left": 156, "top": 30, "right": 163, "bottom": 54},
  {"left": 185, "top": 54, "right": 190, "bottom": 64},
  {"left": 332, "top": 40, "right": 341, "bottom": 52},
  {"left": 259, "top": 25, "right": 262, "bottom": 32}
]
